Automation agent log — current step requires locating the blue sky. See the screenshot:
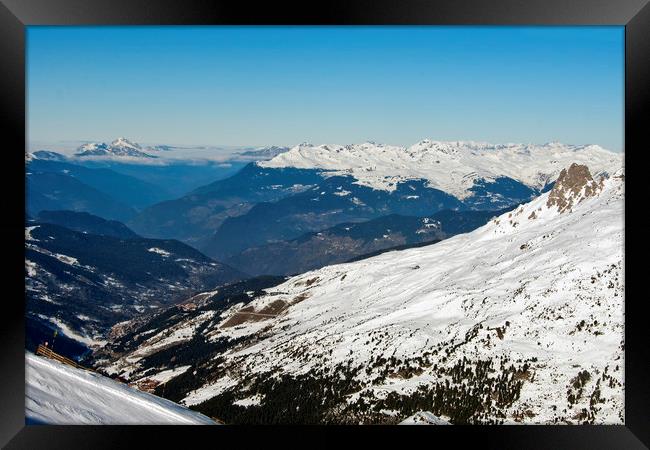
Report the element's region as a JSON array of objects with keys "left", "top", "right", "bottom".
[{"left": 27, "top": 26, "right": 624, "bottom": 151}]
